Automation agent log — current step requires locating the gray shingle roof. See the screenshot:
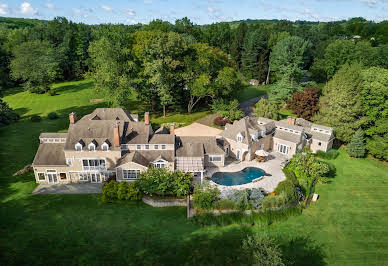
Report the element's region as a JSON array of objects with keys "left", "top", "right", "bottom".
[
  {"left": 221, "top": 118, "right": 251, "bottom": 145},
  {"left": 81, "top": 108, "right": 137, "bottom": 122},
  {"left": 311, "top": 131, "right": 333, "bottom": 142},
  {"left": 137, "top": 150, "right": 175, "bottom": 162},
  {"left": 275, "top": 120, "right": 305, "bottom": 131},
  {"left": 33, "top": 143, "right": 66, "bottom": 166},
  {"left": 176, "top": 136, "right": 224, "bottom": 157},
  {"left": 273, "top": 130, "right": 302, "bottom": 143},
  {"left": 148, "top": 134, "right": 175, "bottom": 144},
  {"left": 39, "top": 133, "right": 68, "bottom": 138},
  {"left": 116, "top": 151, "right": 149, "bottom": 167}
]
